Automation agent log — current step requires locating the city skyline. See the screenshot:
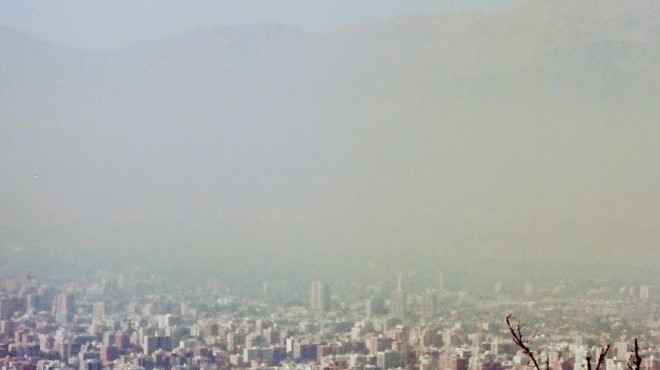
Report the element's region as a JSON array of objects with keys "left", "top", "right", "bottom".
[
  {"left": 0, "top": 268, "right": 655, "bottom": 370},
  {"left": 0, "top": 4, "right": 658, "bottom": 370}
]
